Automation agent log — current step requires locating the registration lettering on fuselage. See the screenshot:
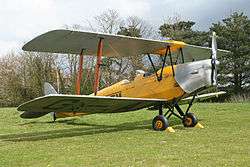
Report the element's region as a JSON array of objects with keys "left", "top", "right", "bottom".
[{"left": 109, "top": 92, "right": 122, "bottom": 97}]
